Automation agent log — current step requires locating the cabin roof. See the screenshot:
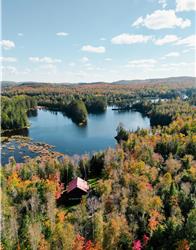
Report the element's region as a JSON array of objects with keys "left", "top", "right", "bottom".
[{"left": 67, "top": 177, "right": 89, "bottom": 194}]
